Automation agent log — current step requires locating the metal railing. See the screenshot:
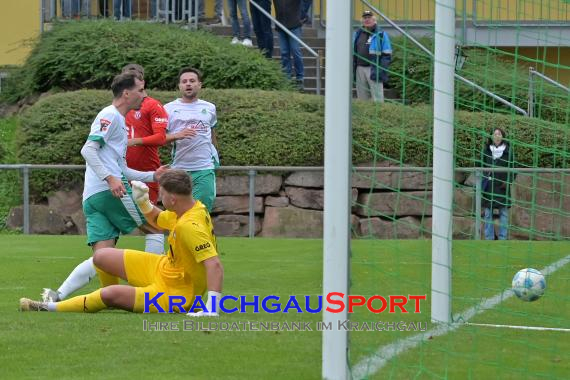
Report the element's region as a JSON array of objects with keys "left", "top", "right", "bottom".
[
  {"left": 528, "top": 67, "right": 570, "bottom": 118},
  {"left": 40, "top": 0, "right": 204, "bottom": 27},
  {"left": 249, "top": 0, "right": 322, "bottom": 95},
  {"left": 3, "top": 164, "right": 570, "bottom": 239}
]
